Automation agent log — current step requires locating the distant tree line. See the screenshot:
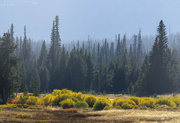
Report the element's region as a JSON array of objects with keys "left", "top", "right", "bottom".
[{"left": 0, "top": 16, "right": 180, "bottom": 104}]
